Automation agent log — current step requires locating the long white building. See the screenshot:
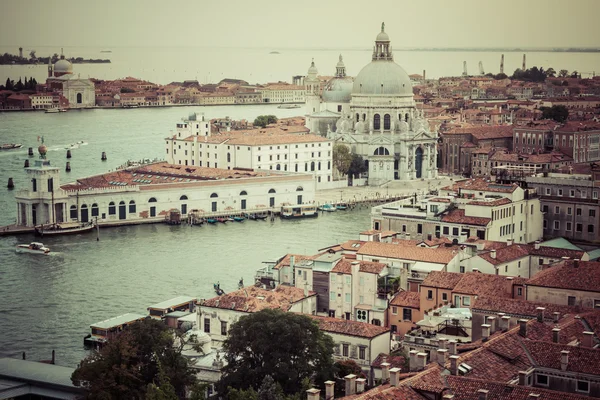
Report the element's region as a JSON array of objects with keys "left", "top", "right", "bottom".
[{"left": 165, "top": 113, "right": 334, "bottom": 189}]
